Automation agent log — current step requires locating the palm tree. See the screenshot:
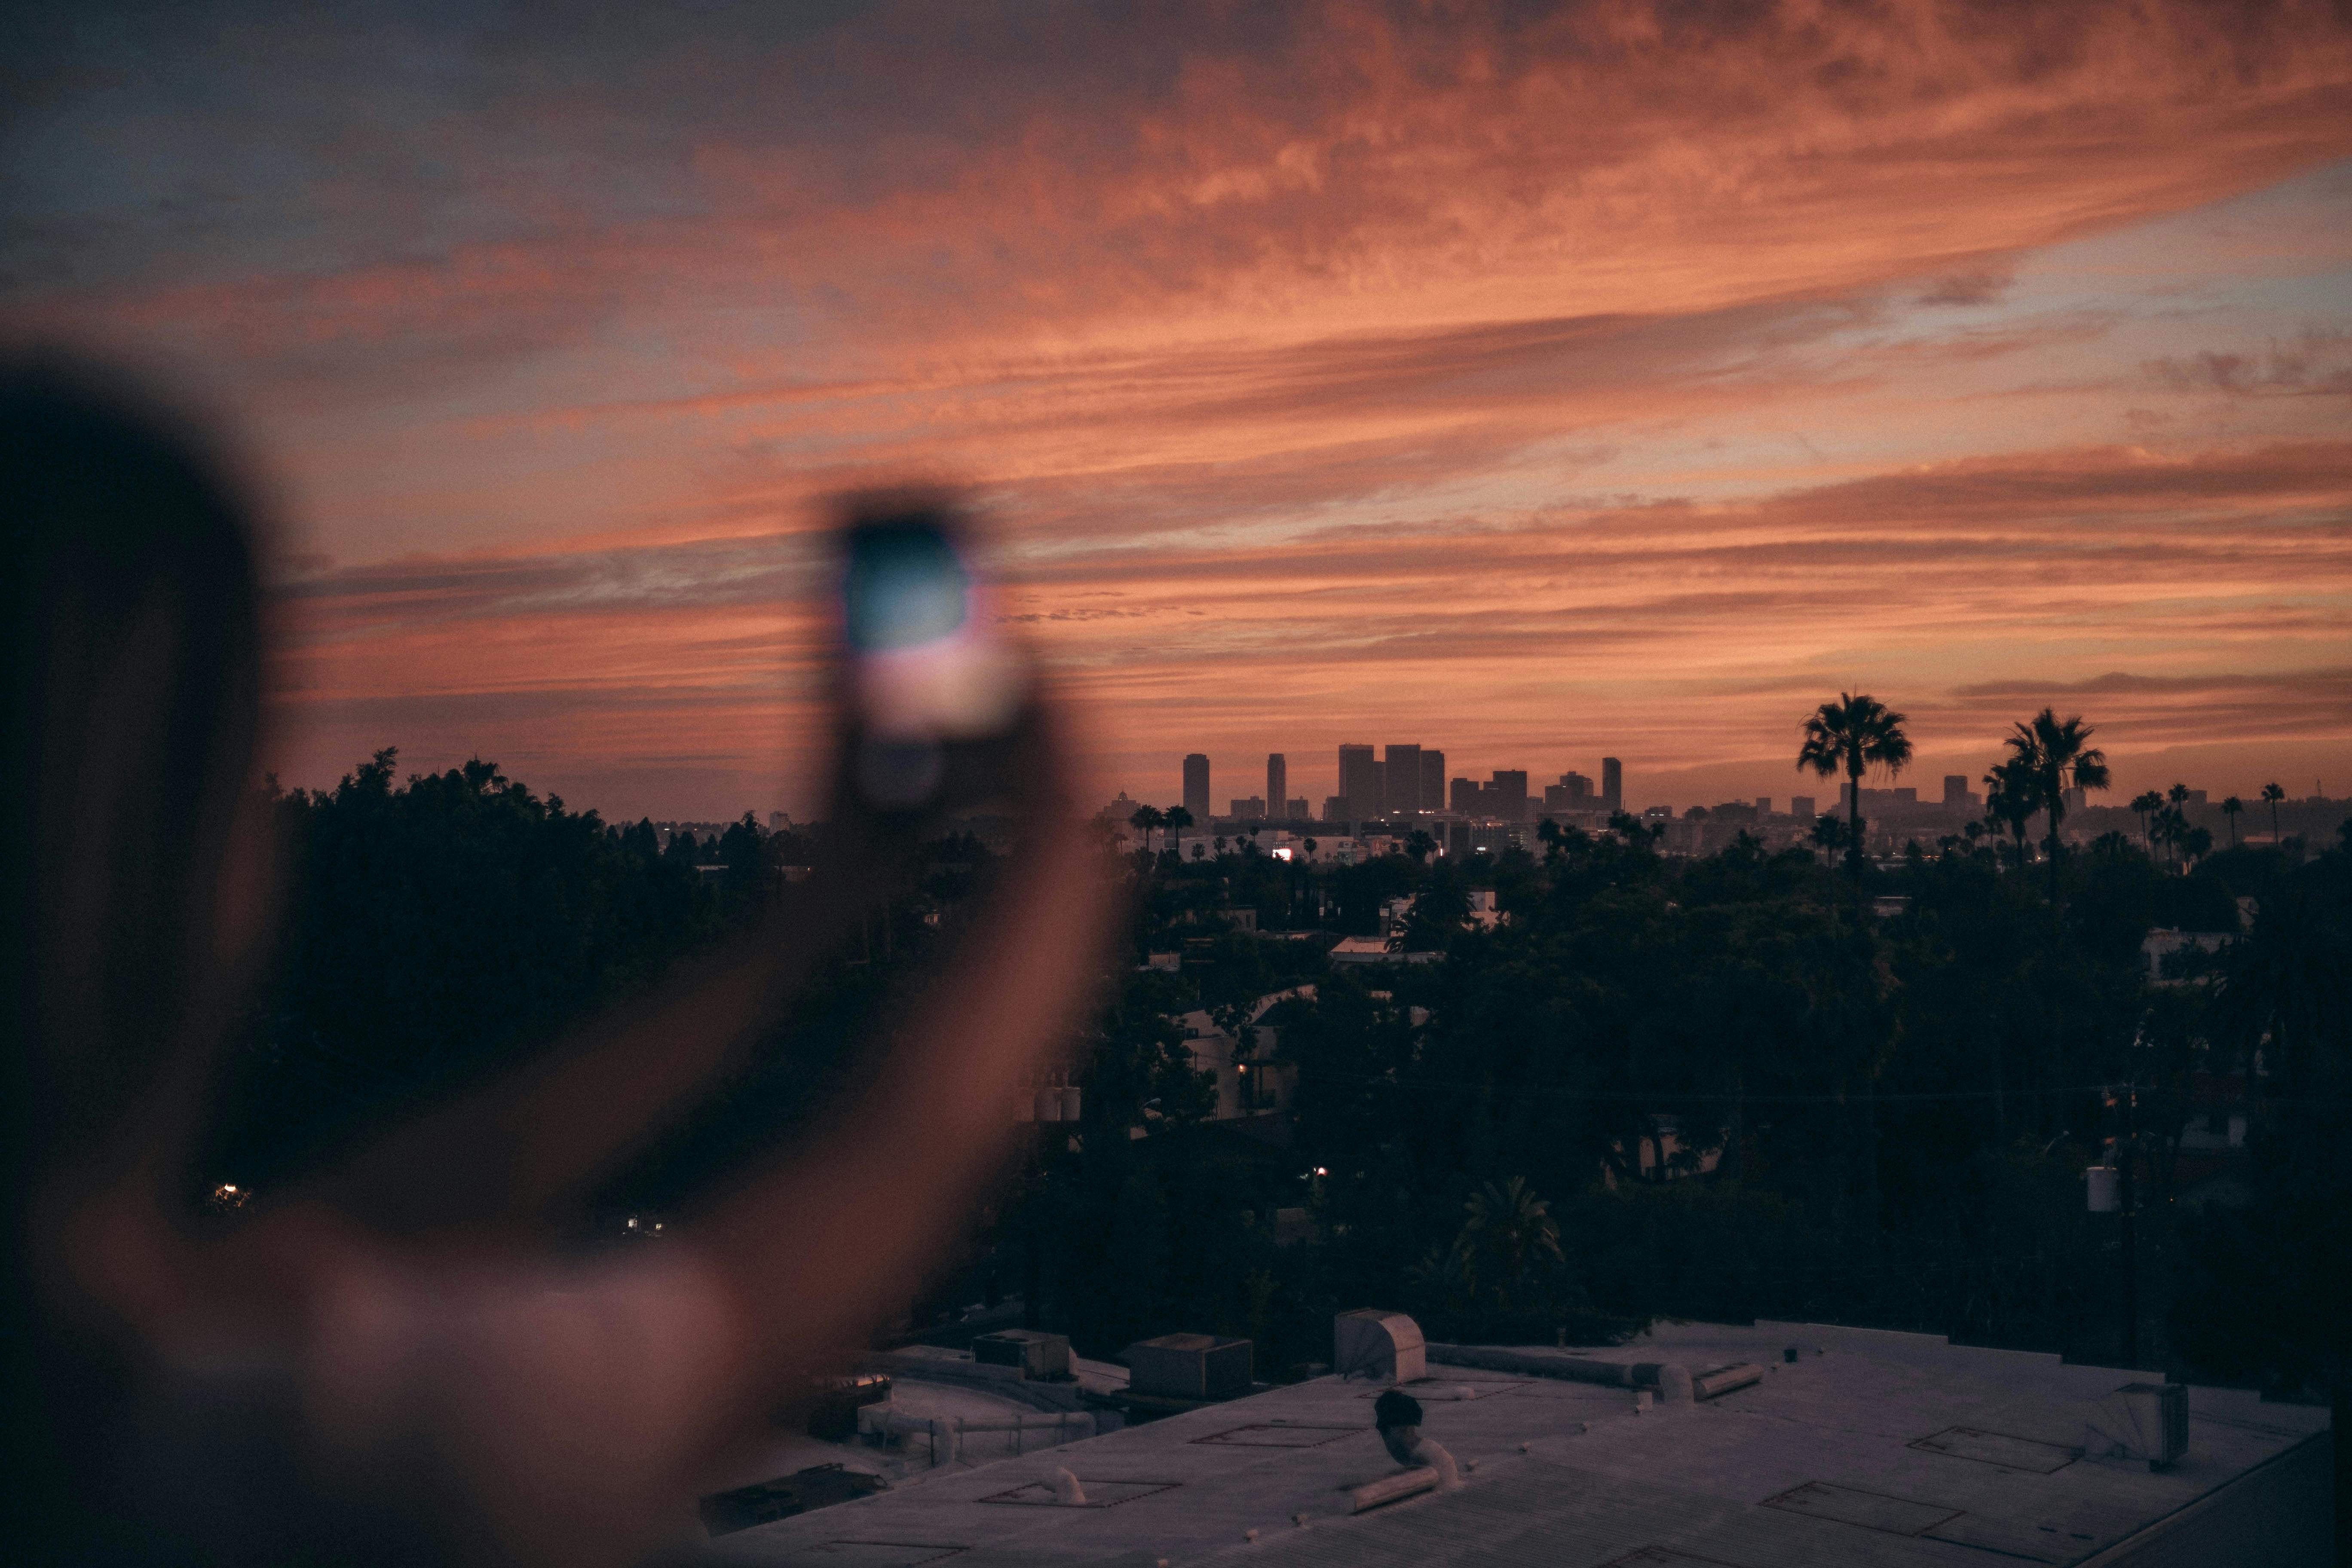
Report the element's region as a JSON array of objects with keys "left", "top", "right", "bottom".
[
  {"left": 1809, "top": 814, "right": 1844, "bottom": 871},
  {"left": 2261, "top": 781, "right": 2285, "bottom": 843},
  {"left": 1452, "top": 1176, "right": 1564, "bottom": 1305},
  {"left": 2000, "top": 708, "right": 2110, "bottom": 901},
  {"left": 1797, "top": 692, "right": 1912, "bottom": 909},
  {"left": 1984, "top": 759, "right": 2037, "bottom": 872},
  {"left": 2165, "top": 784, "right": 2193, "bottom": 872},
  {"left": 2220, "top": 795, "right": 2244, "bottom": 848},
  {"left": 2130, "top": 790, "right": 2164, "bottom": 855},
  {"left": 1128, "top": 803, "right": 1164, "bottom": 854}
]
